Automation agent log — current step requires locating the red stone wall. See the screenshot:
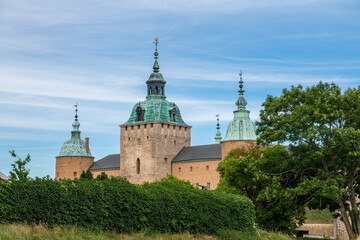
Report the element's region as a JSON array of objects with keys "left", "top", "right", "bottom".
[
  {"left": 91, "top": 168, "right": 121, "bottom": 178},
  {"left": 55, "top": 156, "right": 94, "bottom": 180},
  {"left": 221, "top": 140, "right": 257, "bottom": 160},
  {"left": 172, "top": 159, "right": 221, "bottom": 190}
]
